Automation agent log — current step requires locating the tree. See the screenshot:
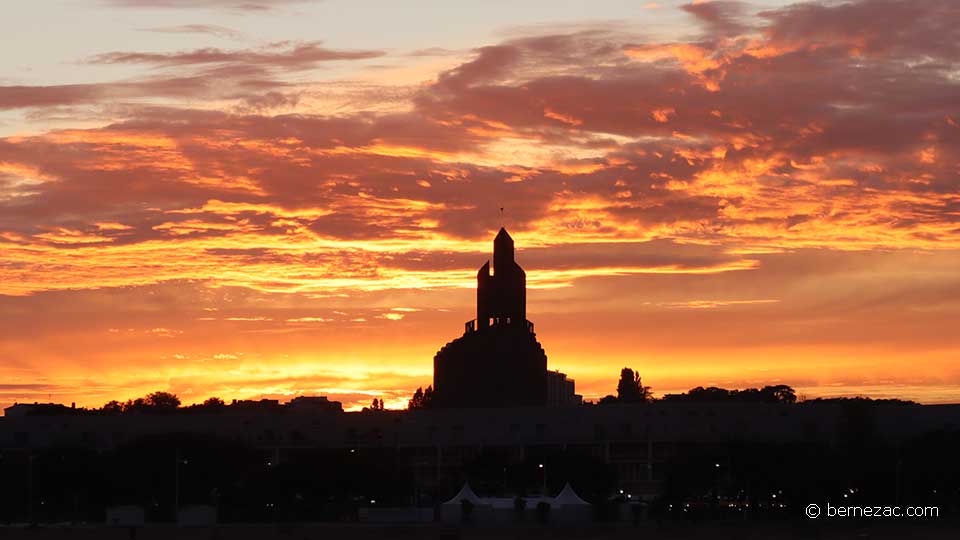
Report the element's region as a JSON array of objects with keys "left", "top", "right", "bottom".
[
  {"left": 370, "top": 398, "right": 384, "bottom": 410},
  {"left": 119, "top": 391, "right": 181, "bottom": 413},
  {"left": 145, "top": 391, "right": 181, "bottom": 410},
  {"left": 102, "top": 400, "right": 123, "bottom": 414},
  {"left": 597, "top": 395, "right": 619, "bottom": 405},
  {"left": 422, "top": 385, "right": 434, "bottom": 407},
  {"left": 408, "top": 385, "right": 436, "bottom": 409},
  {"left": 763, "top": 384, "right": 797, "bottom": 404},
  {"left": 122, "top": 397, "right": 147, "bottom": 412},
  {"left": 661, "top": 384, "right": 799, "bottom": 403},
  {"left": 408, "top": 387, "right": 425, "bottom": 409},
  {"left": 202, "top": 397, "right": 225, "bottom": 408},
  {"left": 616, "top": 367, "right": 652, "bottom": 403}
]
